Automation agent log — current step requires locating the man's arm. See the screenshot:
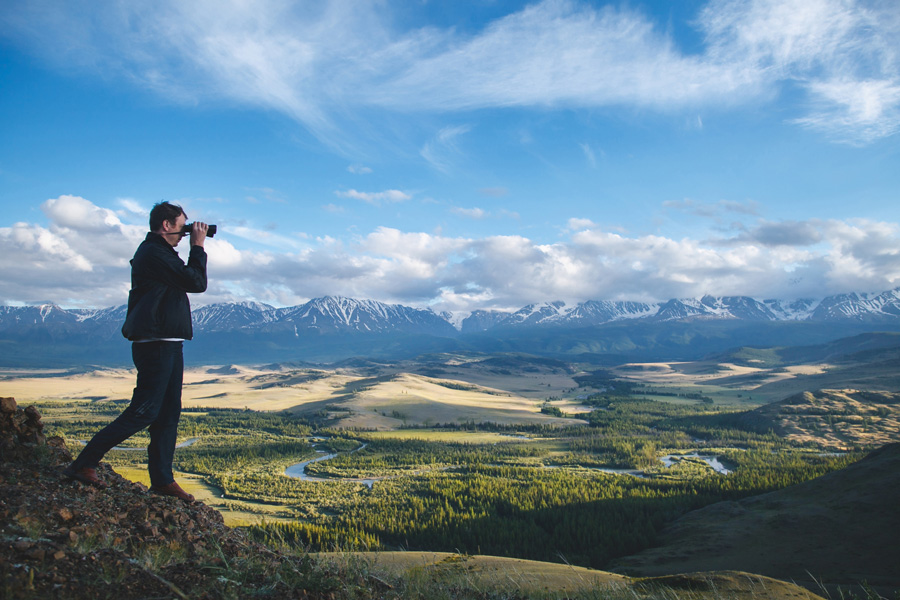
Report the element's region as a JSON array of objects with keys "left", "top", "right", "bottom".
[{"left": 145, "top": 243, "right": 208, "bottom": 293}]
